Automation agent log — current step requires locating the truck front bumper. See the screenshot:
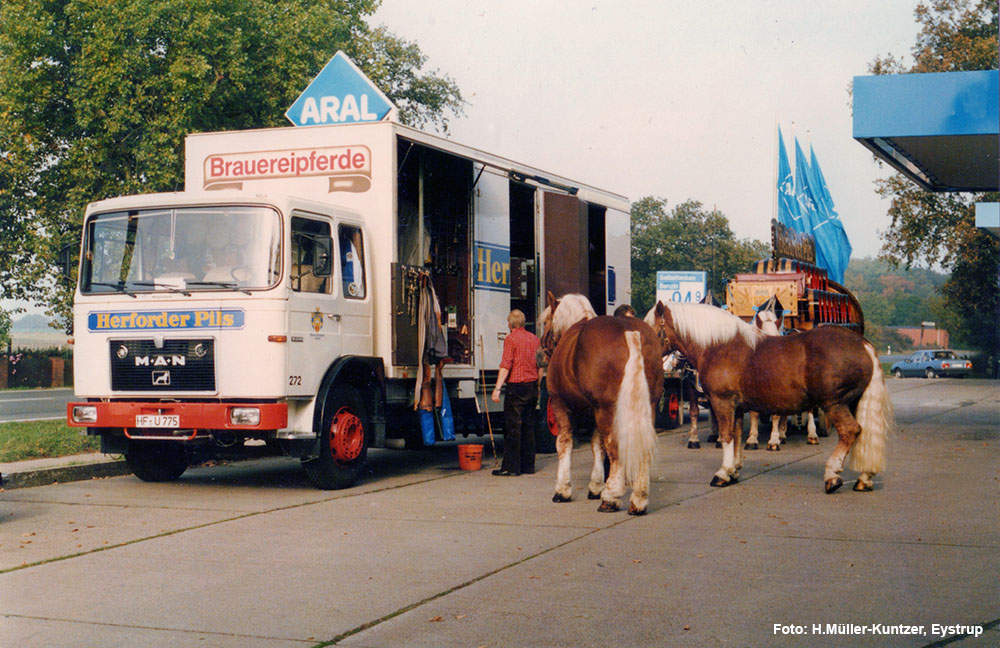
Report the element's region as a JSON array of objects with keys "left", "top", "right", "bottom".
[{"left": 67, "top": 401, "right": 288, "bottom": 432}]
